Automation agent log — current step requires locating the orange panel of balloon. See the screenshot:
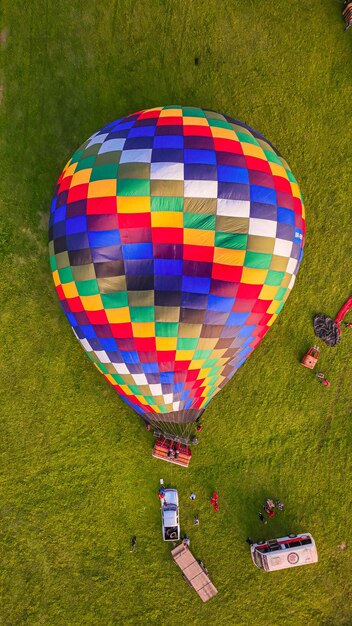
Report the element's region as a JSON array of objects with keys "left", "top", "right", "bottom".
[{"left": 49, "top": 107, "right": 305, "bottom": 442}]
